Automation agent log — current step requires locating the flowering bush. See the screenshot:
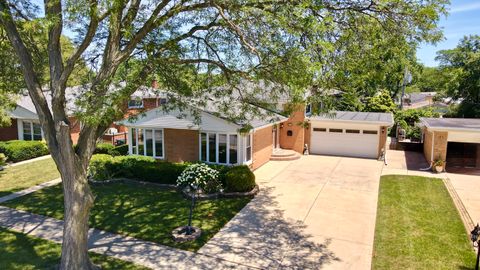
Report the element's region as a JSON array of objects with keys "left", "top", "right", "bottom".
[{"left": 177, "top": 163, "right": 222, "bottom": 194}]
